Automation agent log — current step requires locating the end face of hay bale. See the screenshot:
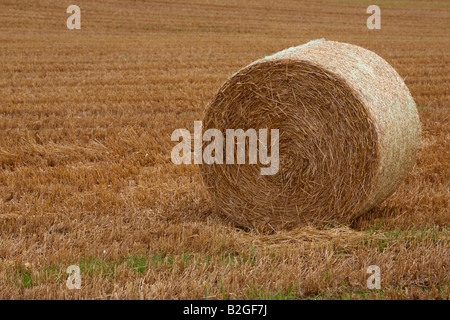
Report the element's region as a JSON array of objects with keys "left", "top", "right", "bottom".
[{"left": 201, "top": 40, "right": 421, "bottom": 231}]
